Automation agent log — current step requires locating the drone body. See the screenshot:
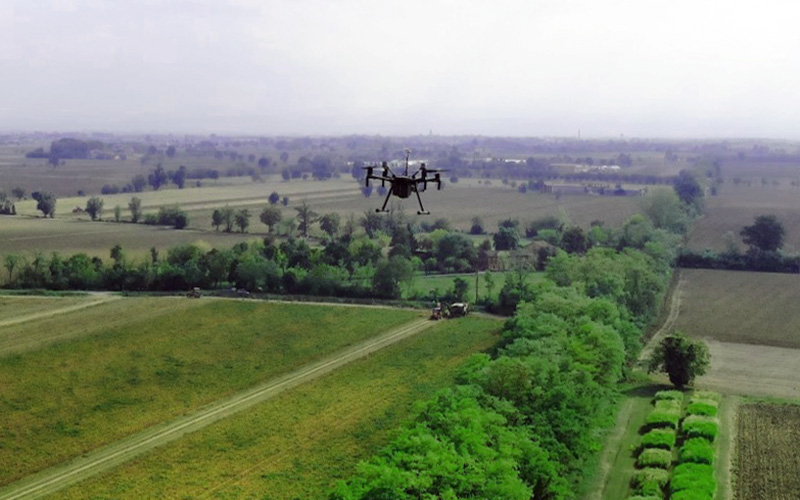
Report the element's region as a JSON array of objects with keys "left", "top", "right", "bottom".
[{"left": 363, "top": 151, "right": 445, "bottom": 214}]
